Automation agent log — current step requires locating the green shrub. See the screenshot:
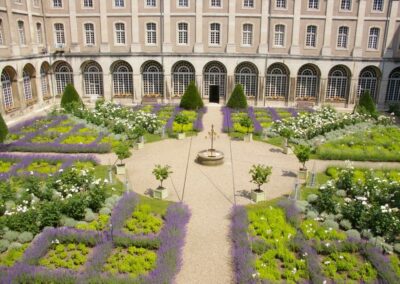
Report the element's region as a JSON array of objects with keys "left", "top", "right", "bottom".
[
  {"left": 0, "top": 112, "right": 8, "bottom": 143},
  {"left": 227, "top": 84, "right": 247, "bottom": 109},
  {"left": 62, "top": 194, "right": 87, "bottom": 220},
  {"left": 249, "top": 164, "right": 272, "bottom": 191},
  {"left": 346, "top": 229, "right": 361, "bottom": 240},
  {"left": 3, "top": 231, "right": 19, "bottom": 242},
  {"left": 4, "top": 210, "right": 39, "bottom": 234},
  {"left": 124, "top": 204, "right": 163, "bottom": 235},
  {"left": 17, "top": 232, "right": 33, "bottom": 243},
  {"left": 322, "top": 220, "right": 339, "bottom": 230},
  {"left": 87, "top": 186, "right": 106, "bottom": 213},
  {"left": 9, "top": 242, "right": 22, "bottom": 249},
  {"left": 61, "top": 84, "right": 83, "bottom": 112},
  {"left": 394, "top": 243, "right": 400, "bottom": 254},
  {"left": 357, "top": 90, "right": 377, "bottom": 117},
  {"left": 340, "top": 219, "right": 352, "bottom": 230},
  {"left": 179, "top": 81, "right": 204, "bottom": 110},
  {"left": 0, "top": 239, "right": 10, "bottom": 253},
  {"left": 307, "top": 194, "right": 318, "bottom": 203},
  {"left": 39, "top": 201, "right": 61, "bottom": 229},
  {"left": 84, "top": 209, "right": 96, "bottom": 222},
  {"left": 239, "top": 116, "right": 253, "bottom": 134},
  {"left": 306, "top": 210, "right": 318, "bottom": 219},
  {"left": 294, "top": 144, "right": 311, "bottom": 170},
  {"left": 173, "top": 113, "right": 190, "bottom": 133},
  {"left": 99, "top": 207, "right": 111, "bottom": 215}
]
